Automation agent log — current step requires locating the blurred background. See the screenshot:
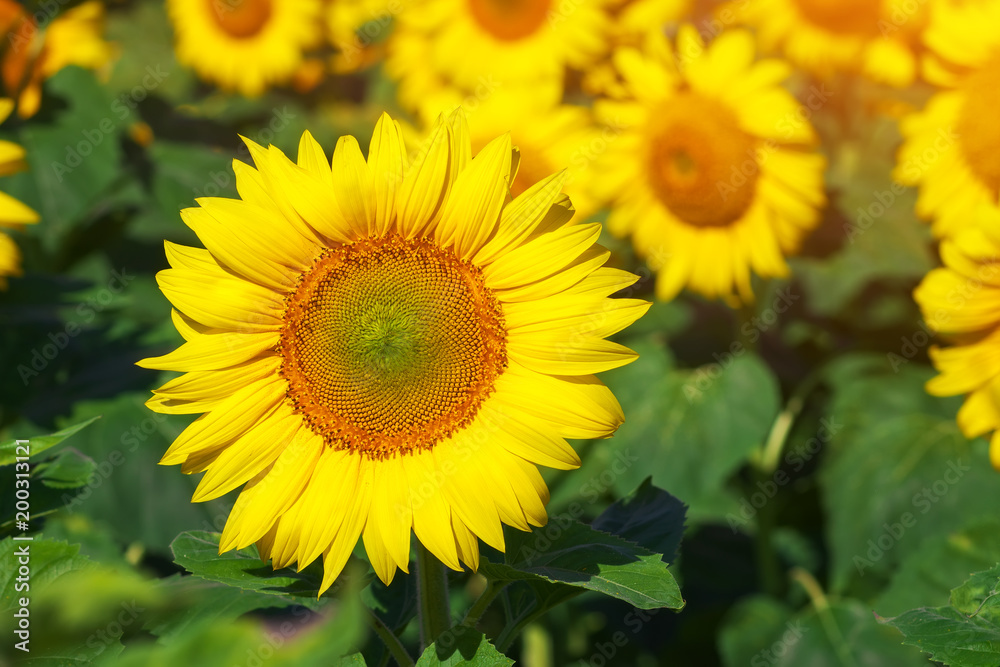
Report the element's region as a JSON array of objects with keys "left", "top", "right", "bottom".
[{"left": 3, "top": 0, "right": 1000, "bottom": 664}]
